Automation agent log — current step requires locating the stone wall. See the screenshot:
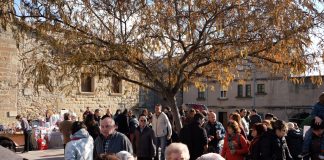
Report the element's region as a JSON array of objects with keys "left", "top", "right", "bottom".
[
  {"left": 17, "top": 77, "right": 140, "bottom": 122},
  {"left": 0, "top": 29, "right": 140, "bottom": 125},
  {"left": 0, "top": 28, "right": 18, "bottom": 125}
]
